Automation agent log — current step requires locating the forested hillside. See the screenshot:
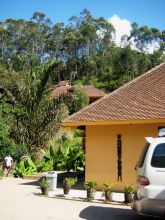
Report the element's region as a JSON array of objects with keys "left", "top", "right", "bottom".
[
  {"left": 0, "top": 9, "right": 165, "bottom": 91},
  {"left": 0, "top": 9, "right": 165, "bottom": 160}
]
